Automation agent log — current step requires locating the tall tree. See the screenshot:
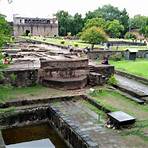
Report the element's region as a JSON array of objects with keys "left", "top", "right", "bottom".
[
  {"left": 55, "top": 10, "right": 71, "bottom": 36},
  {"left": 72, "top": 13, "right": 84, "bottom": 35},
  {"left": 81, "top": 26, "right": 108, "bottom": 50},
  {"left": 106, "top": 20, "right": 124, "bottom": 38},
  {"left": 83, "top": 18, "right": 106, "bottom": 30},
  {"left": 0, "top": 14, "right": 11, "bottom": 47},
  {"left": 130, "top": 15, "right": 147, "bottom": 30}
]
